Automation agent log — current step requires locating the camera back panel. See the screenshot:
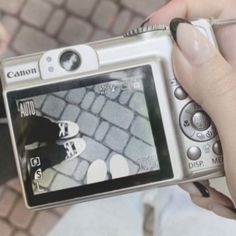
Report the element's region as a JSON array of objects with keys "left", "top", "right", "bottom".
[{"left": 0, "top": 19, "right": 224, "bottom": 209}]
